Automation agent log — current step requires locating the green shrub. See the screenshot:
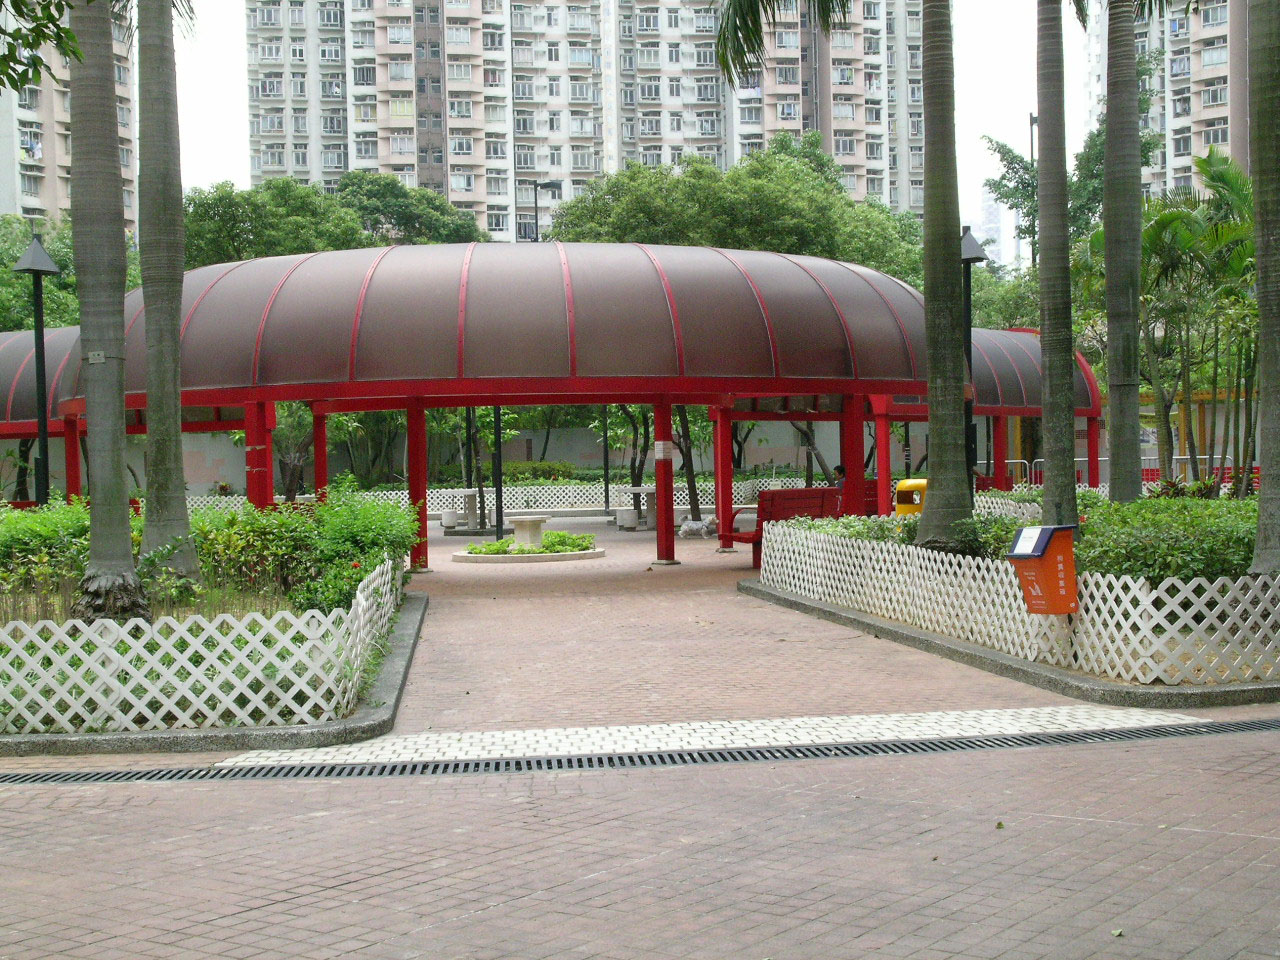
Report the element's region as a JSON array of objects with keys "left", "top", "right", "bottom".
[{"left": 465, "top": 530, "right": 595, "bottom": 555}]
